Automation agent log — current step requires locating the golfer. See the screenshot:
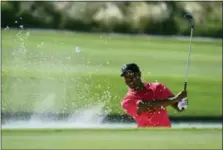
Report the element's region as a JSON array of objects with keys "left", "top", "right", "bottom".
[{"left": 120, "top": 63, "right": 188, "bottom": 127}]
